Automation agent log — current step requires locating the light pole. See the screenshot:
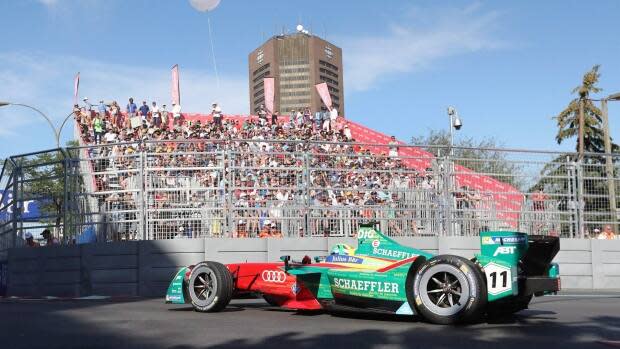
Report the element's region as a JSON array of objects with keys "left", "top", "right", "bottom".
[
  {"left": 445, "top": 107, "right": 463, "bottom": 236},
  {"left": 447, "top": 106, "right": 463, "bottom": 156},
  {"left": 601, "top": 92, "right": 620, "bottom": 232},
  {"left": 0, "top": 102, "right": 75, "bottom": 148}
]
